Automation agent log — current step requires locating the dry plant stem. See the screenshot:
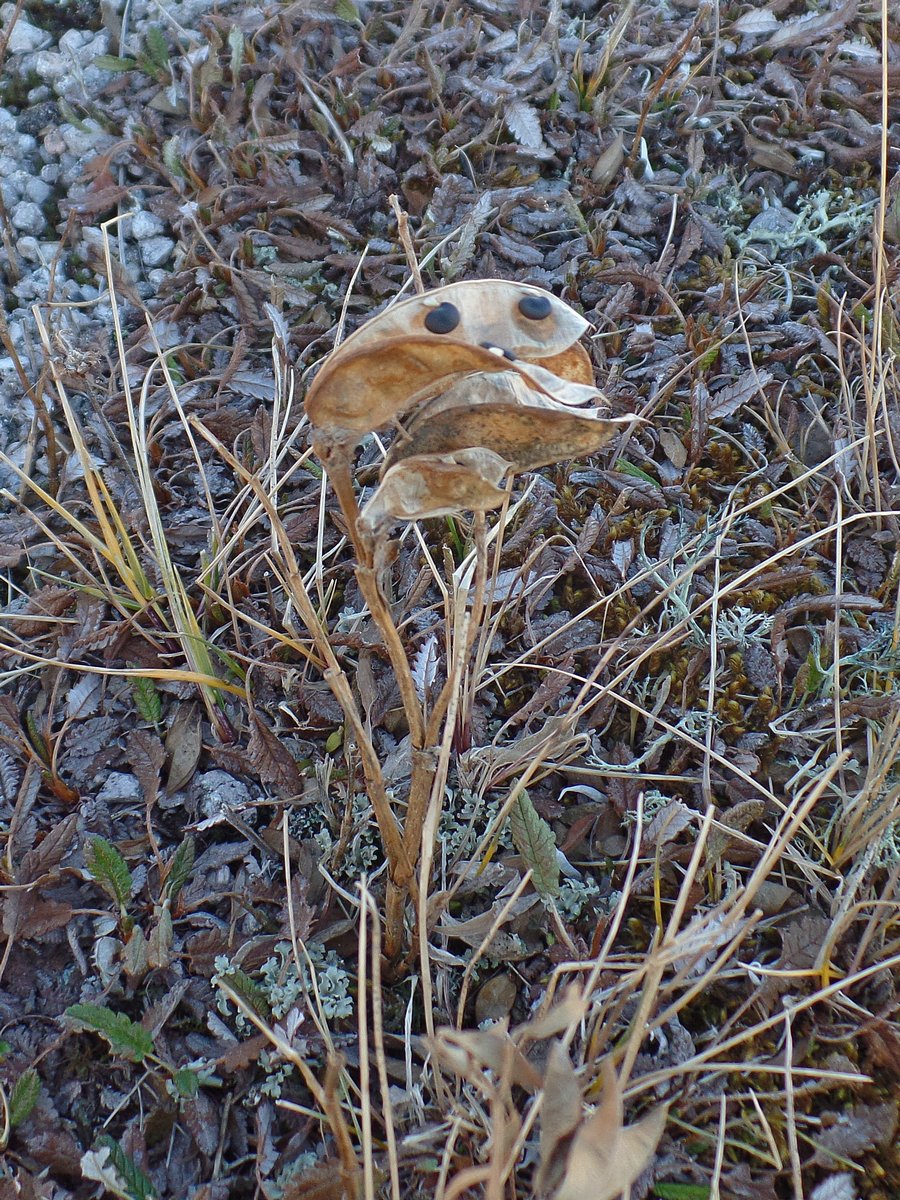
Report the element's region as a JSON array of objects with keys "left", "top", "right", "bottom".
[
  {"left": 198, "top": 424, "right": 415, "bottom": 888},
  {"left": 389, "top": 194, "right": 424, "bottom": 294}
]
